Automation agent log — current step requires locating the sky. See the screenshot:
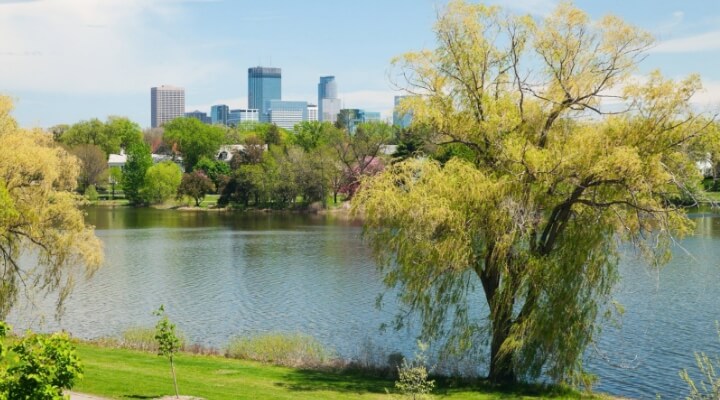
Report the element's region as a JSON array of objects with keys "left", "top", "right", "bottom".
[{"left": 1, "top": 0, "right": 720, "bottom": 129}]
